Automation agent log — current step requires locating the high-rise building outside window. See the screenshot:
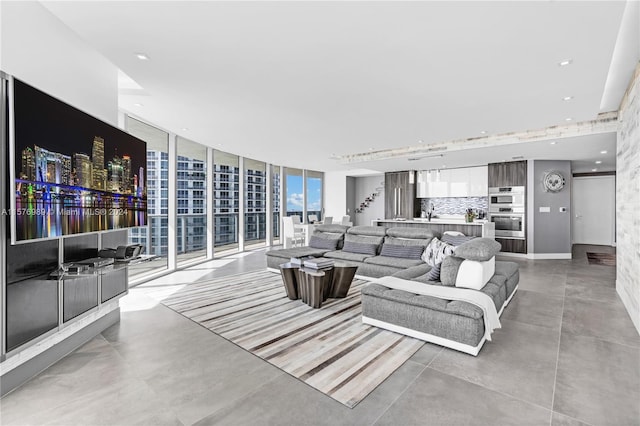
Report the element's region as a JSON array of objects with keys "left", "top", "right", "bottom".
[
  {"left": 126, "top": 116, "right": 169, "bottom": 279},
  {"left": 214, "top": 149, "right": 240, "bottom": 254},
  {"left": 244, "top": 158, "right": 267, "bottom": 248},
  {"left": 177, "top": 136, "right": 207, "bottom": 265}
]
